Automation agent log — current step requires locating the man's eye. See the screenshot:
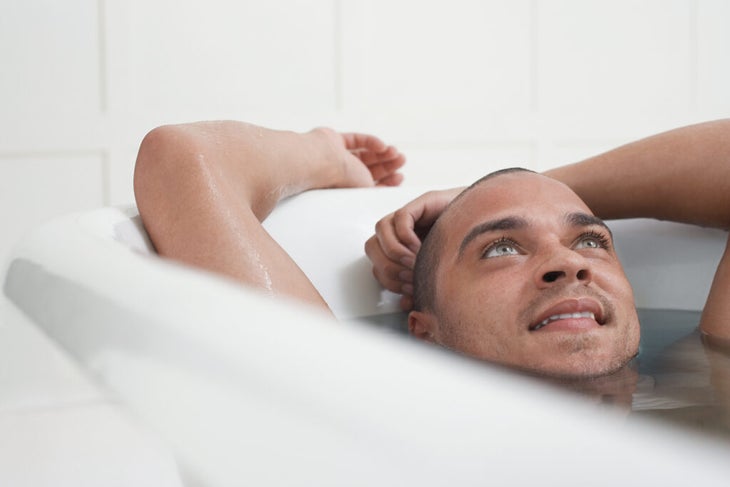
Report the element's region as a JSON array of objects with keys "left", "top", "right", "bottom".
[
  {"left": 575, "top": 234, "right": 609, "bottom": 250},
  {"left": 483, "top": 240, "right": 519, "bottom": 258}
]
